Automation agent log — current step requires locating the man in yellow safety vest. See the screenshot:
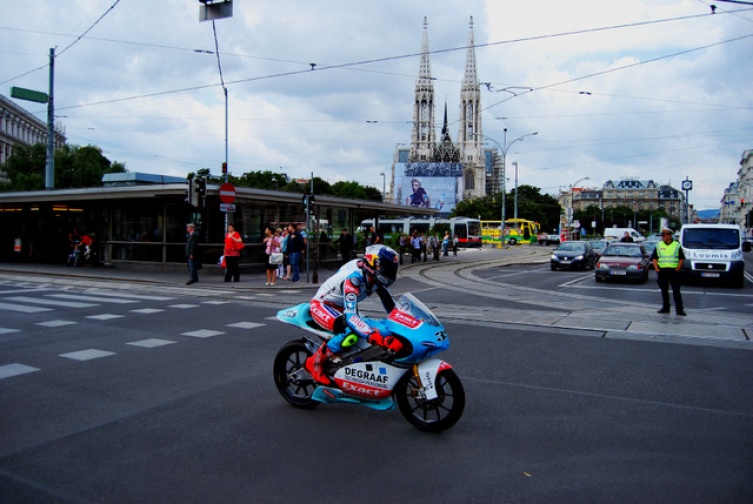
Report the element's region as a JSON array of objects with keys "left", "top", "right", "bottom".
[{"left": 651, "top": 229, "right": 686, "bottom": 316}]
